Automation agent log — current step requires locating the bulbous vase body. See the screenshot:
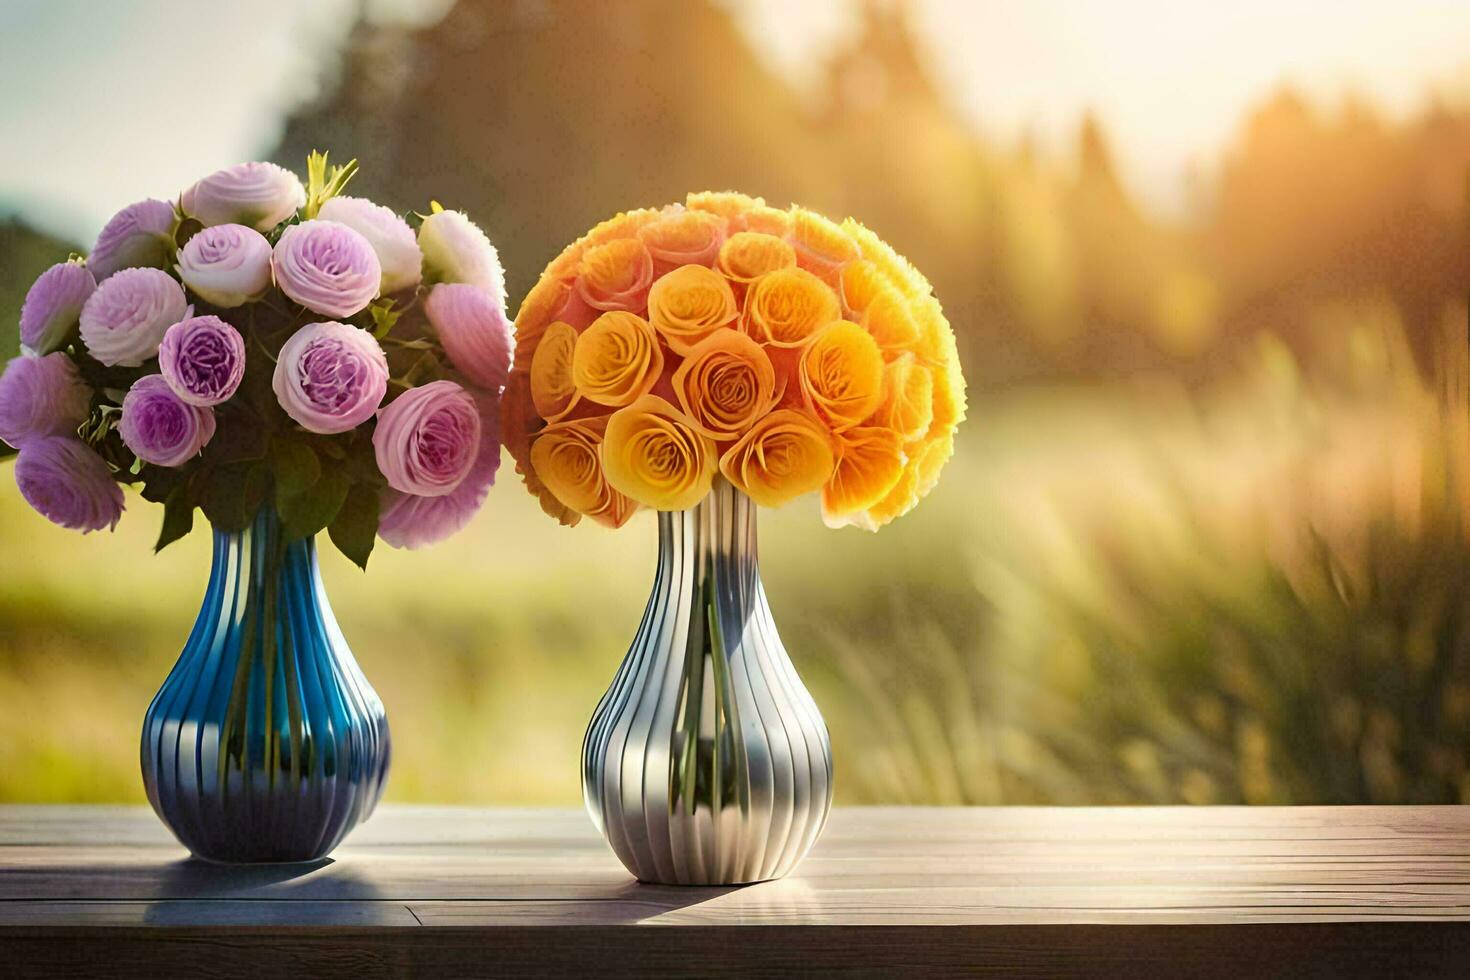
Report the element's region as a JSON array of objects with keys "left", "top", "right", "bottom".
[
  {"left": 141, "top": 507, "right": 390, "bottom": 863},
  {"left": 582, "top": 478, "right": 833, "bottom": 885}
]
